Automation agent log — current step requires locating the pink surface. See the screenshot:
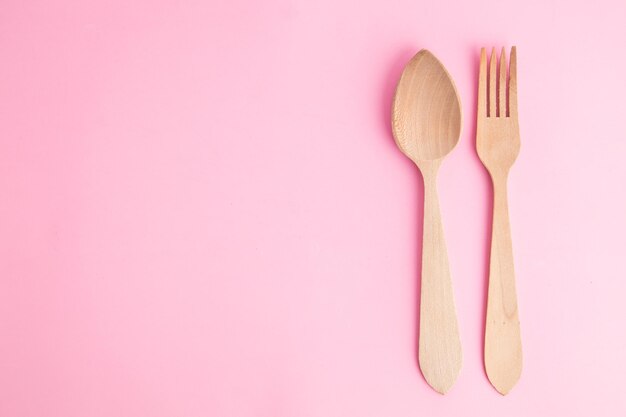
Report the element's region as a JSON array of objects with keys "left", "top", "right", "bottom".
[{"left": 1, "top": 0, "right": 626, "bottom": 415}]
